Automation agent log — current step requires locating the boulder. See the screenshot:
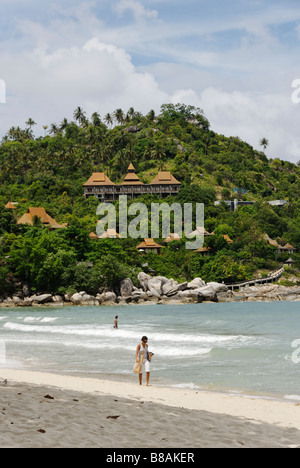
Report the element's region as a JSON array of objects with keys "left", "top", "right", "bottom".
[
  {"left": 103, "top": 291, "right": 117, "bottom": 303},
  {"left": 52, "top": 295, "right": 63, "bottom": 303},
  {"left": 187, "top": 278, "right": 206, "bottom": 289},
  {"left": 162, "top": 279, "right": 179, "bottom": 296},
  {"left": 148, "top": 288, "right": 161, "bottom": 299},
  {"left": 207, "top": 282, "right": 228, "bottom": 293},
  {"left": 120, "top": 278, "right": 134, "bottom": 298},
  {"left": 33, "top": 294, "right": 53, "bottom": 304},
  {"left": 178, "top": 290, "right": 204, "bottom": 303},
  {"left": 147, "top": 278, "right": 163, "bottom": 295},
  {"left": 22, "top": 284, "right": 30, "bottom": 297},
  {"left": 196, "top": 286, "right": 218, "bottom": 302},
  {"left": 70, "top": 292, "right": 98, "bottom": 305},
  {"left": 138, "top": 272, "right": 151, "bottom": 292}
]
